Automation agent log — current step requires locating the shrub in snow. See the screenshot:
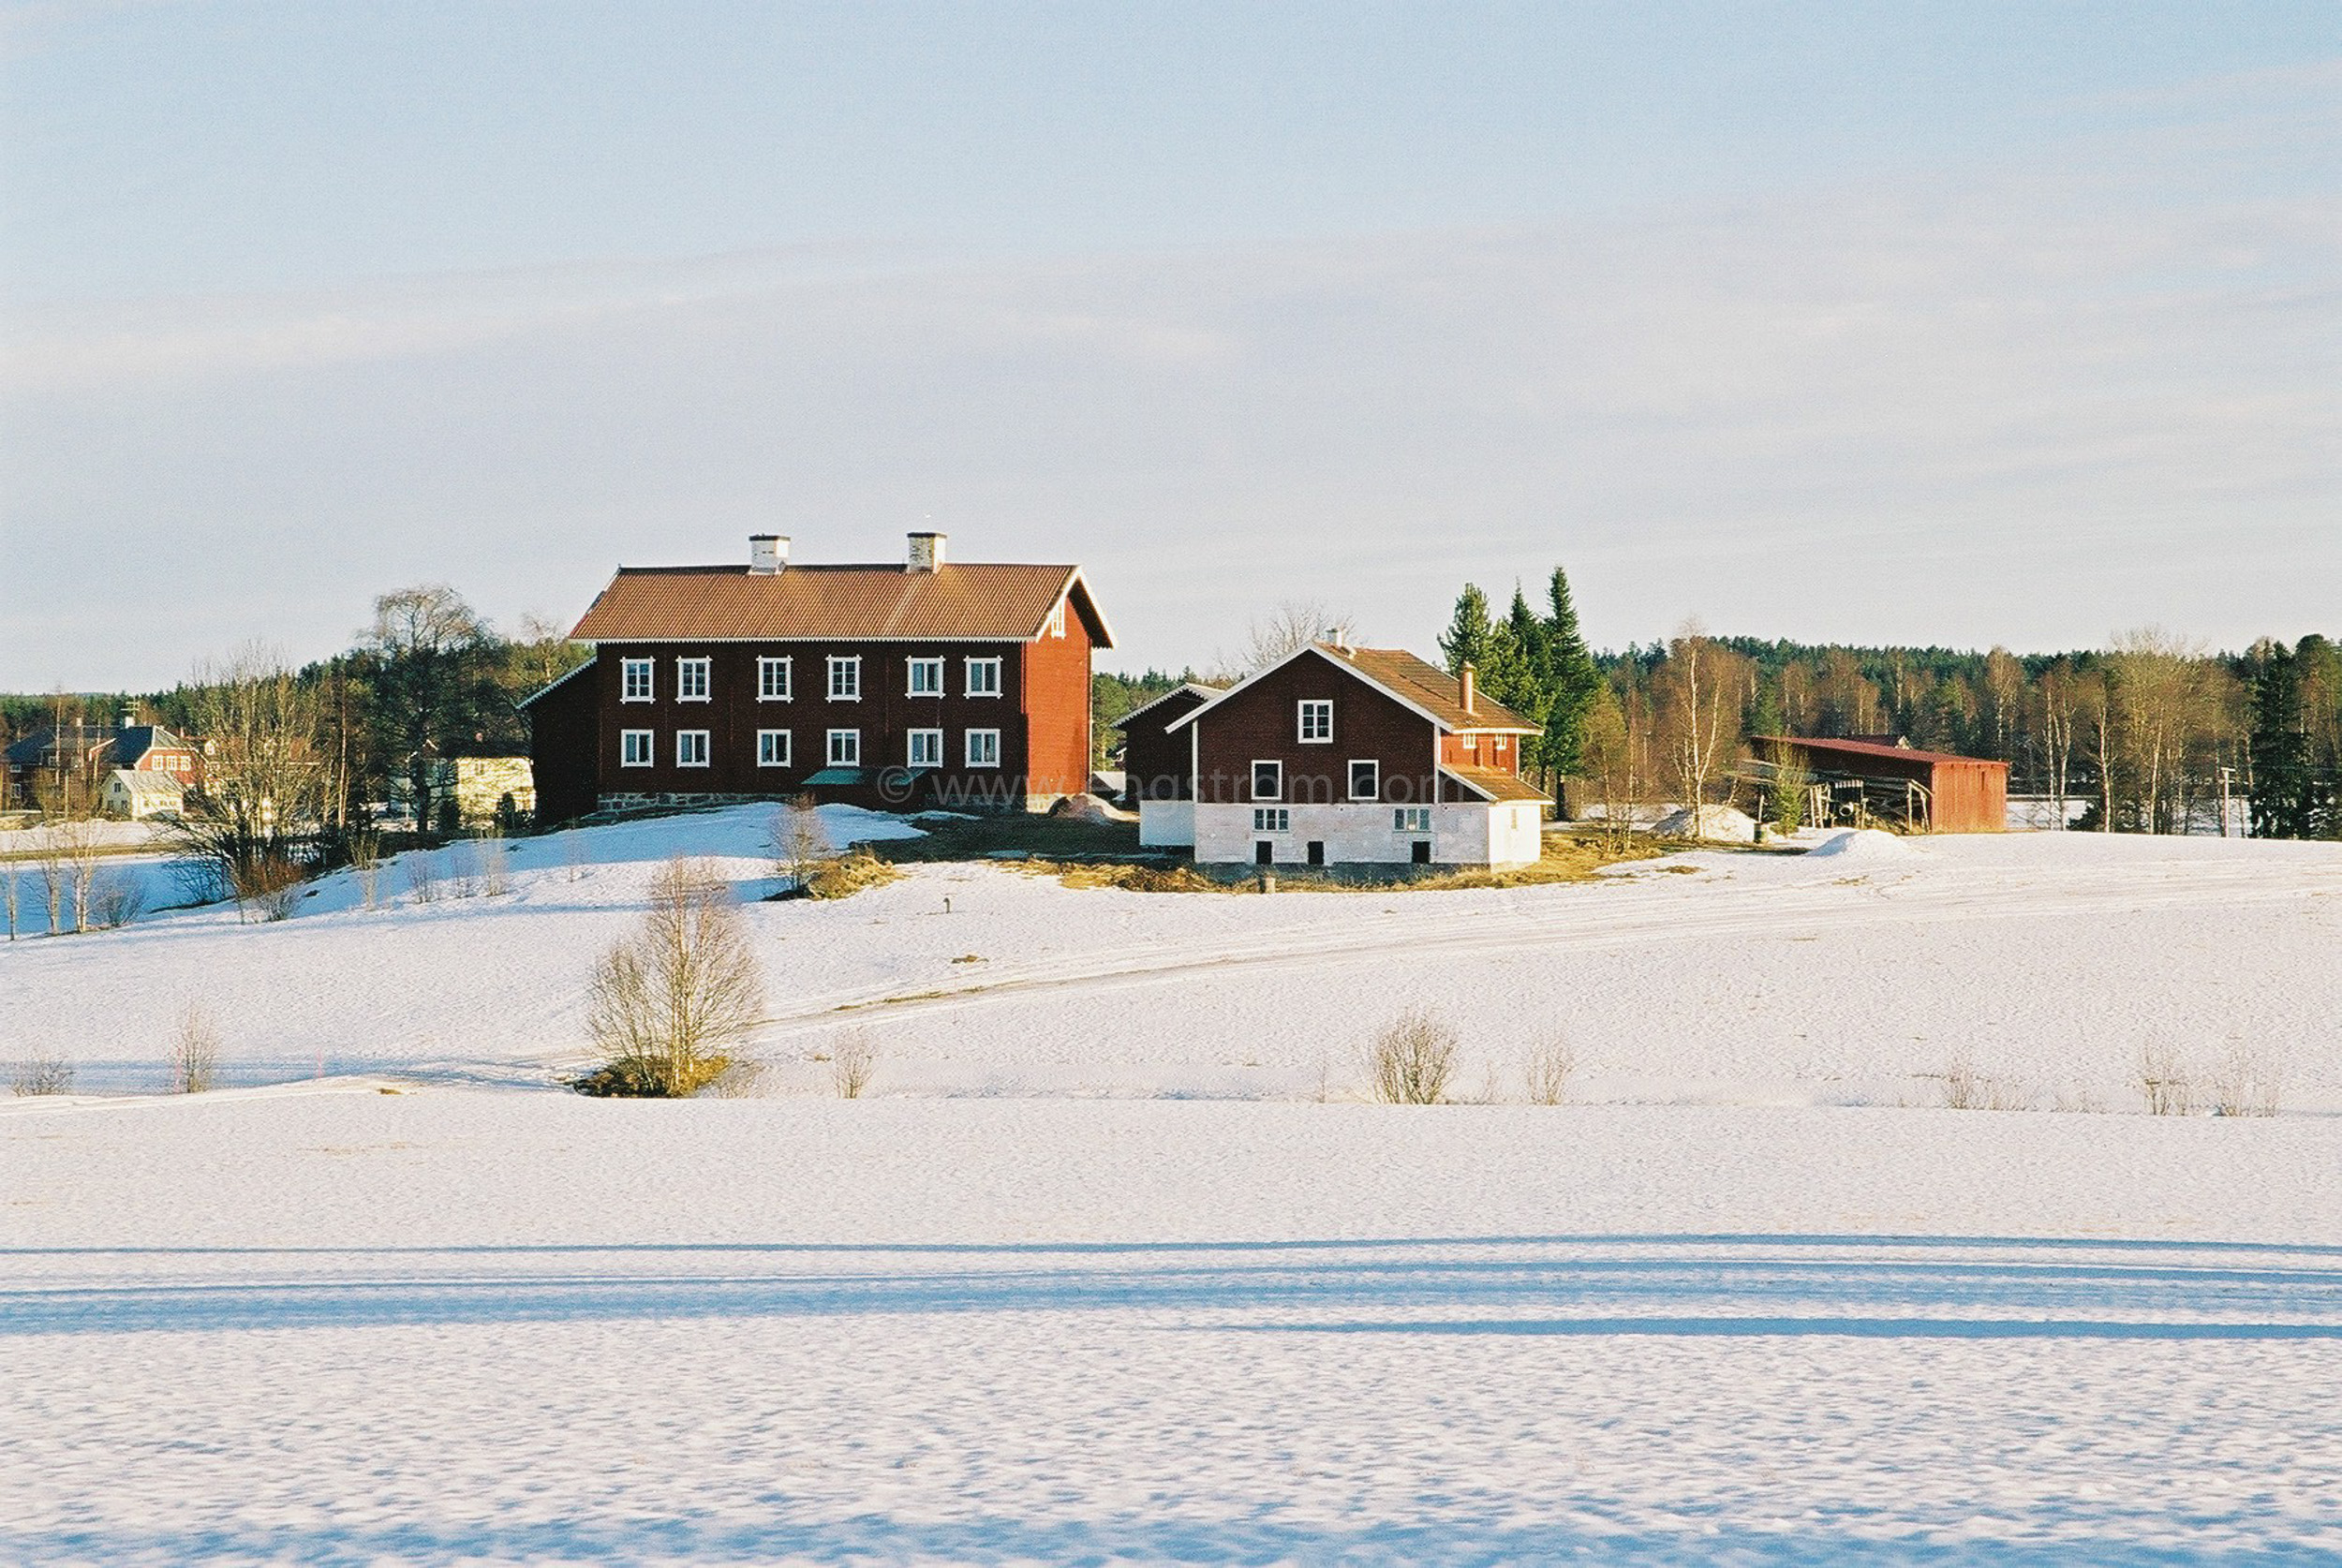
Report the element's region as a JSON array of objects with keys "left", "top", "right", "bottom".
[
  {"left": 170, "top": 1002, "right": 221, "bottom": 1094},
  {"left": 1365, "top": 1007, "right": 1460, "bottom": 1105},
  {"left": 406, "top": 853, "right": 443, "bottom": 905},
  {"left": 2208, "top": 1043, "right": 2281, "bottom": 1118},
  {"left": 2138, "top": 1043, "right": 2193, "bottom": 1117},
  {"left": 830, "top": 1027, "right": 878, "bottom": 1100},
  {"left": 1522, "top": 1036, "right": 1577, "bottom": 1105},
  {"left": 9, "top": 1049, "right": 74, "bottom": 1096},
  {"left": 88, "top": 873, "right": 145, "bottom": 931},
  {"left": 574, "top": 857, "right": 764, "bottom": 1099}
]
